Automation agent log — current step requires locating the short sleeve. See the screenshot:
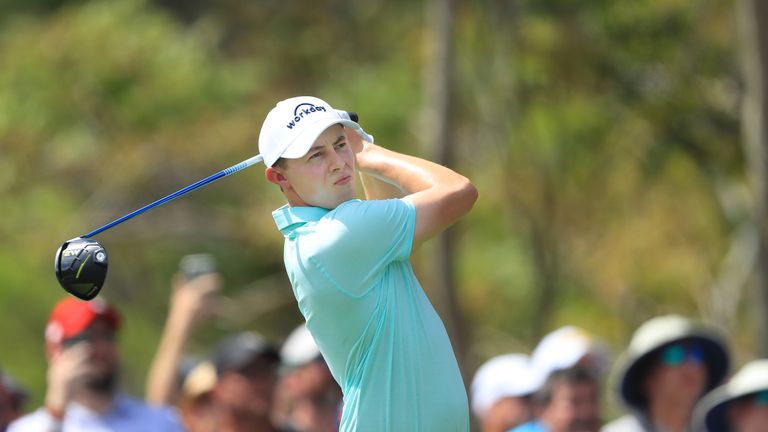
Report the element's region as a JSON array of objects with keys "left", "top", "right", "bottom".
[{"left": 308, "top": 198, "right": 415, "bottom": 295}]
